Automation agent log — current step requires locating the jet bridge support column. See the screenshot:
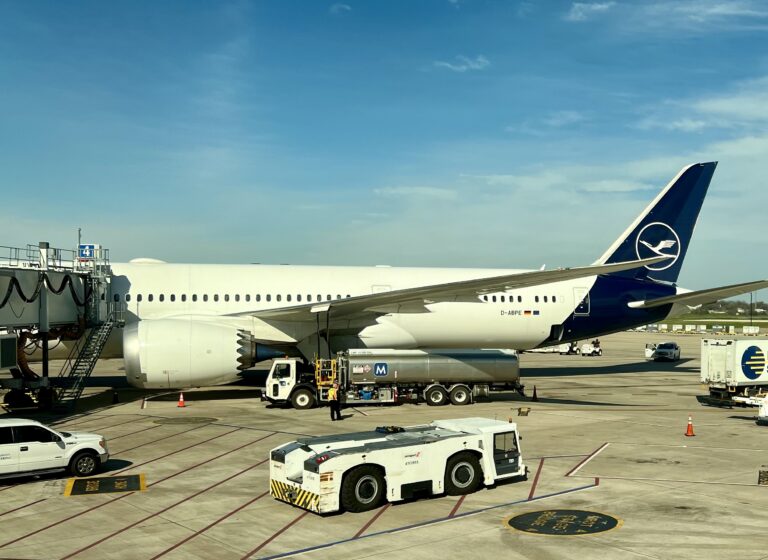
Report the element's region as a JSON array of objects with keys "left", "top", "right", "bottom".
[
  {"left": 39, "top": 242, "right": 49, "bottom": 380},
  {"left": 38, "top": 242, "right": 53, "bottom": 408}
]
